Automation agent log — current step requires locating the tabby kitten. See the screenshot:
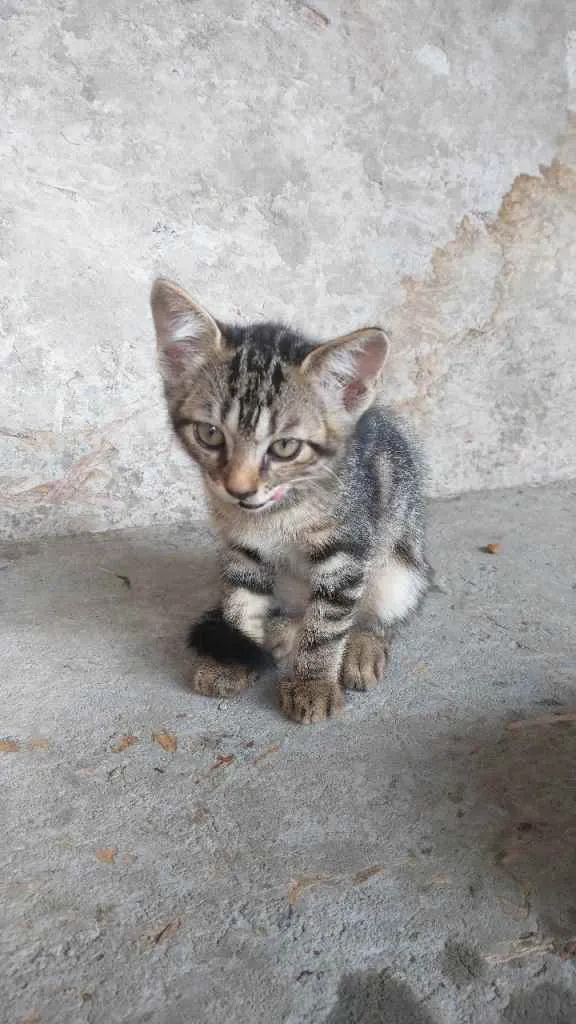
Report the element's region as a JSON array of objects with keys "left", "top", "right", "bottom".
[{"left": 151, "top": 278, "right": 430, "bottom": 723}]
